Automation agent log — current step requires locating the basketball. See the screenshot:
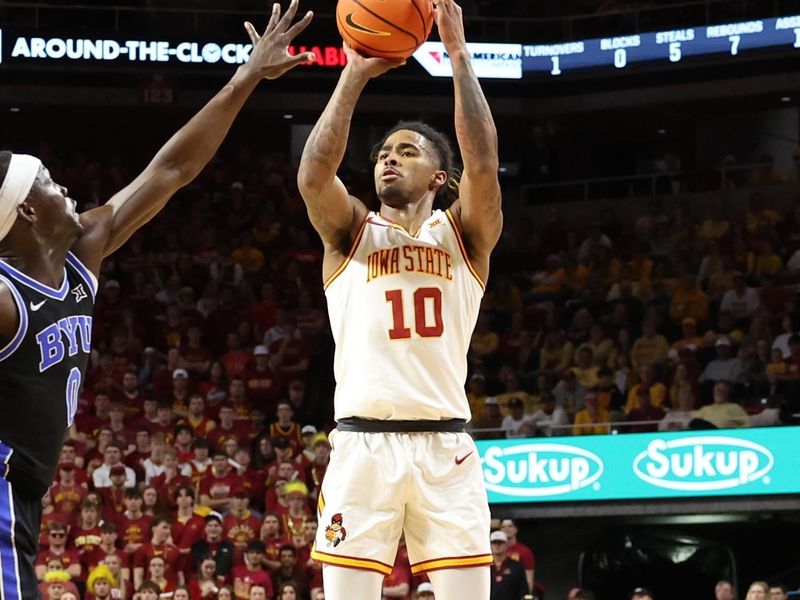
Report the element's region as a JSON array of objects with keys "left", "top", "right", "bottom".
[{"left": 336, "top": 0, "right": 434, "bottom": 59}]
